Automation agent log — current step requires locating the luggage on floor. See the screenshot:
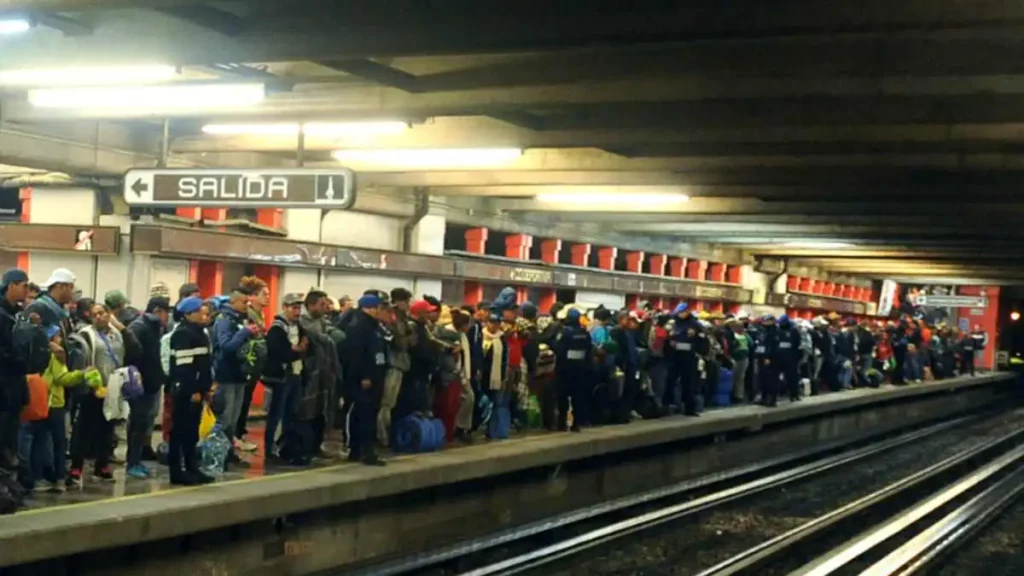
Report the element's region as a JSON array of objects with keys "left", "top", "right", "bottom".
[
  {"left": 198, "top": 427, "right": 231, "bottom": 476},
  {"left": 394, "top": 413, "right": 446, "bottom": 453},
  {"left": 715, "top": 368, "right": 734, "bottom": 407},
  {"left": 432, "top": 379, "right": 462, "bottom": 442},
  {"left": 487, "top": 392, "right": 511, "bottom": 440}
]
